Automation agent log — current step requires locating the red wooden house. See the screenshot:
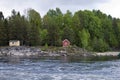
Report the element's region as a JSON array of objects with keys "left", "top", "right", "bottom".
[{"left": 62, "top": 39, "right": 70, "bottom": 47}]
